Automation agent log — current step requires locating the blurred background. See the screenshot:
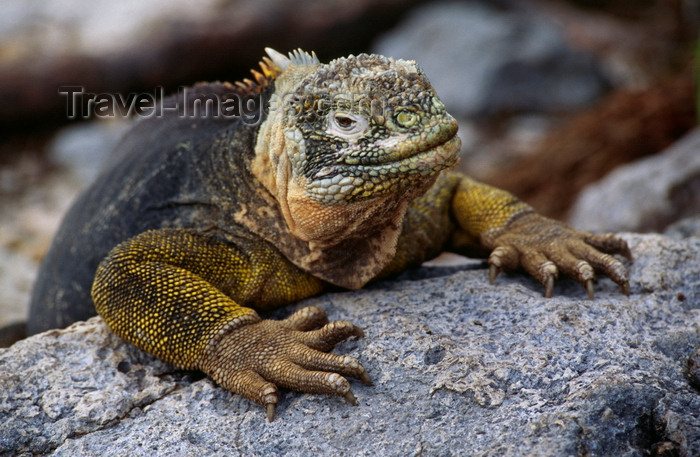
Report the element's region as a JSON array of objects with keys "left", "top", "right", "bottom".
[{"left": 0, "top": 0, "right": 698, "bottom": 328}]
